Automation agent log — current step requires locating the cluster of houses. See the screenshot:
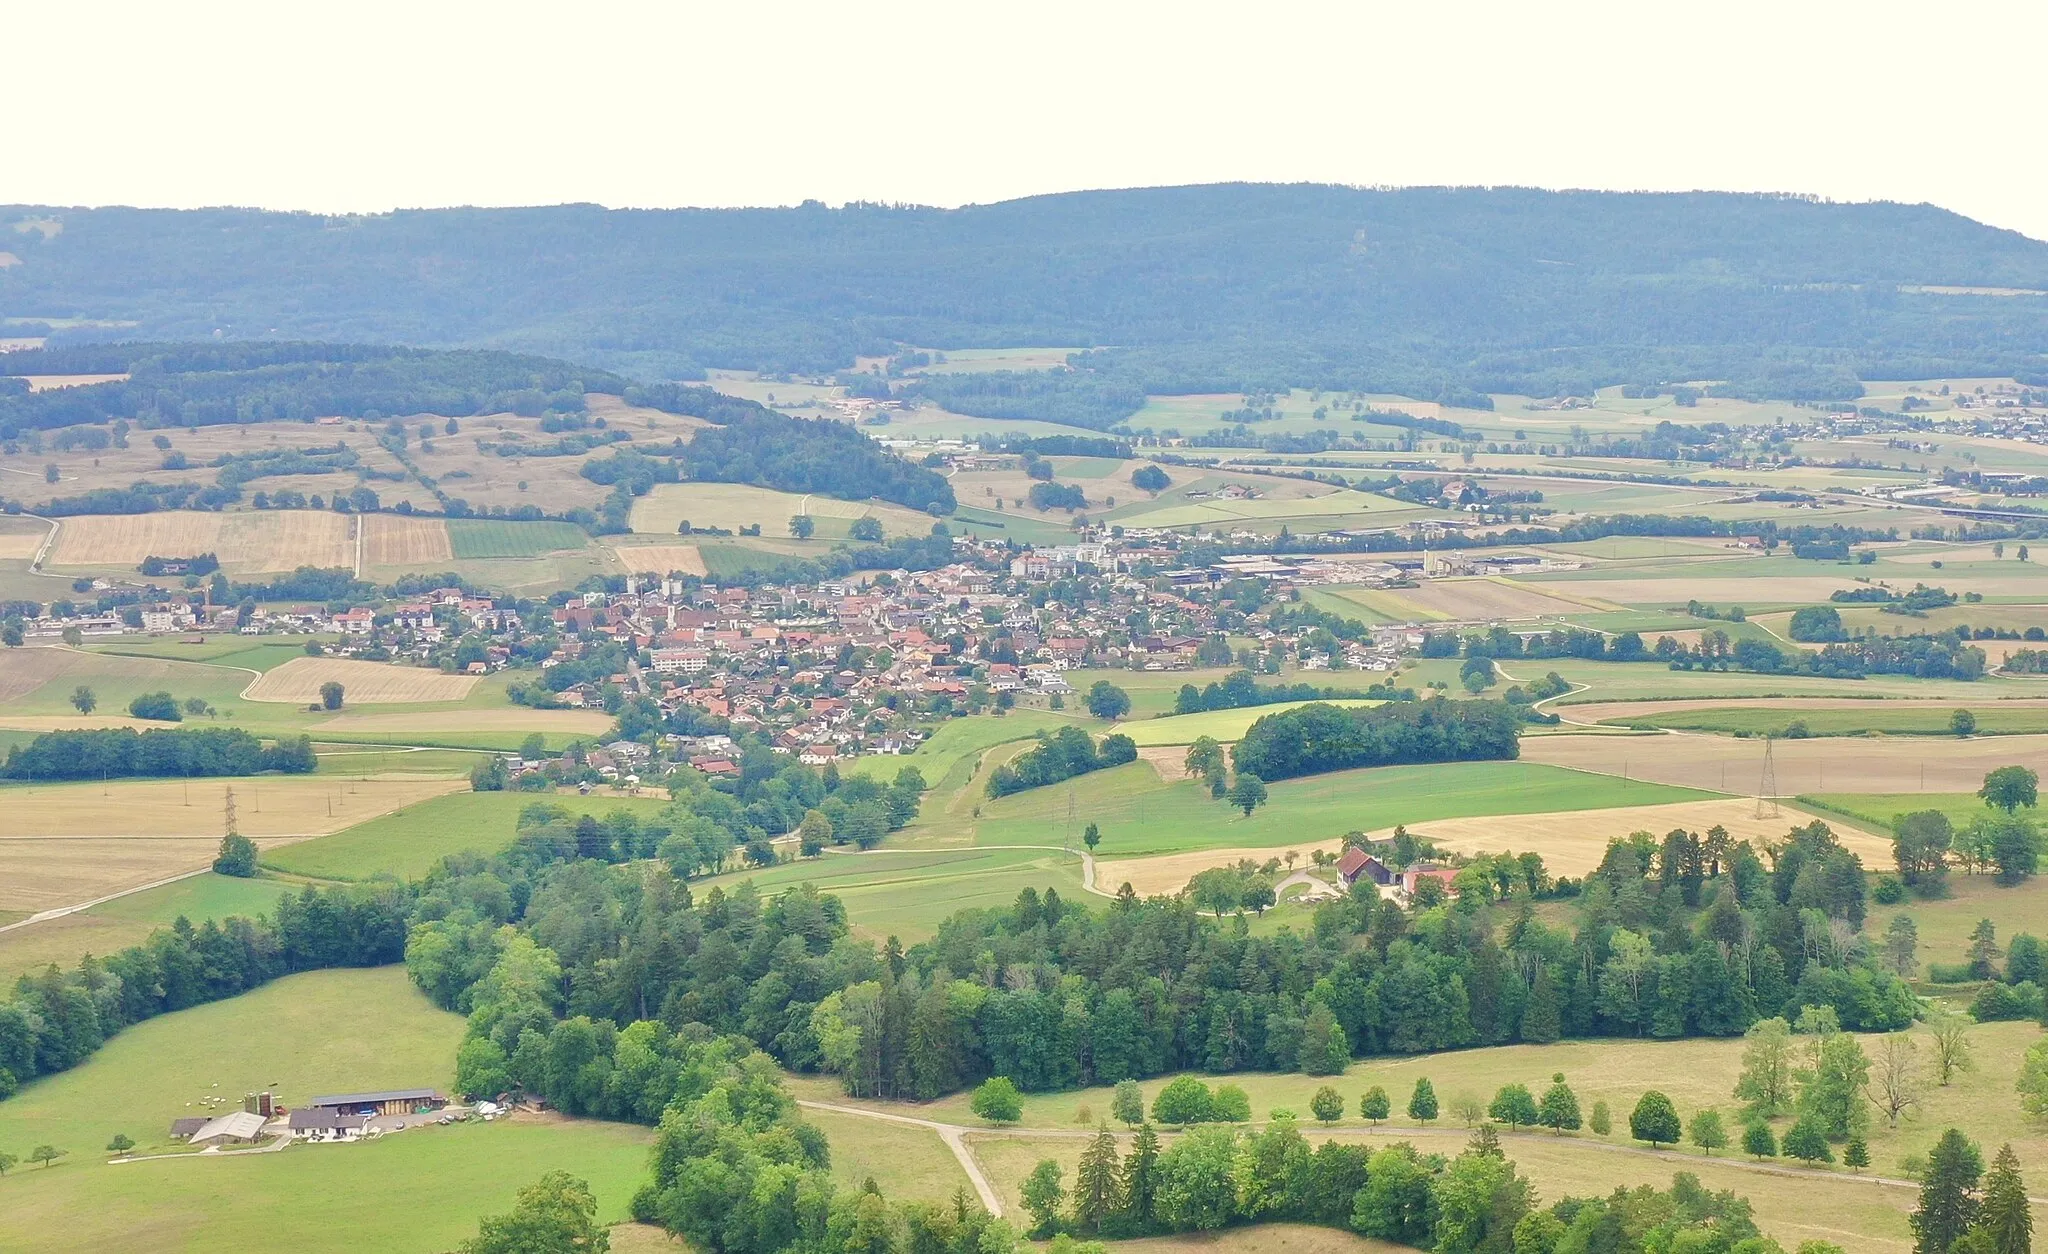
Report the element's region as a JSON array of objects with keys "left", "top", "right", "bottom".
[{"left": 166, "top": 1088, "right": 455, "bottom": 1150}]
